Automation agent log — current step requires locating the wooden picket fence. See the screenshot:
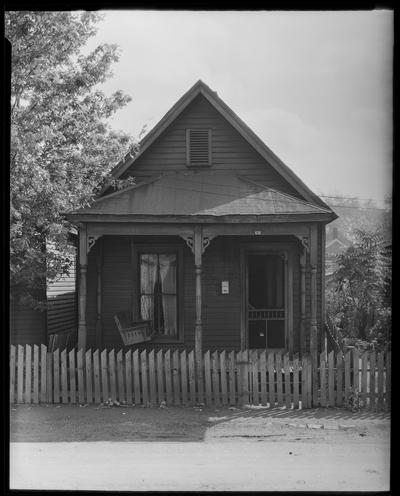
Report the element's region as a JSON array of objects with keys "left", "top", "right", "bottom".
[{"left": 10, "top": 345, "right": 391, "bottom": 410}]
